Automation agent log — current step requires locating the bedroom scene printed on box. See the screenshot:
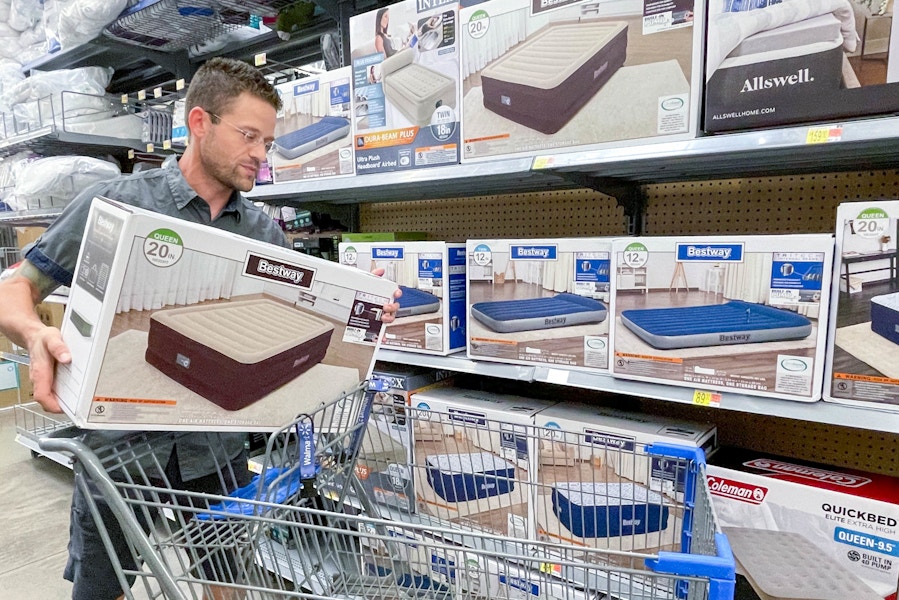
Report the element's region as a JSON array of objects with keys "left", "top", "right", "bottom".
[
  {"left": 349, "top": 0, "right": 462, "bottom": 174},
  {"left": 609, "top": 234, "right": 834, "bottom": 402},
  {"left": 460, "top": 0, "right": 700, "bottom": 161}
]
